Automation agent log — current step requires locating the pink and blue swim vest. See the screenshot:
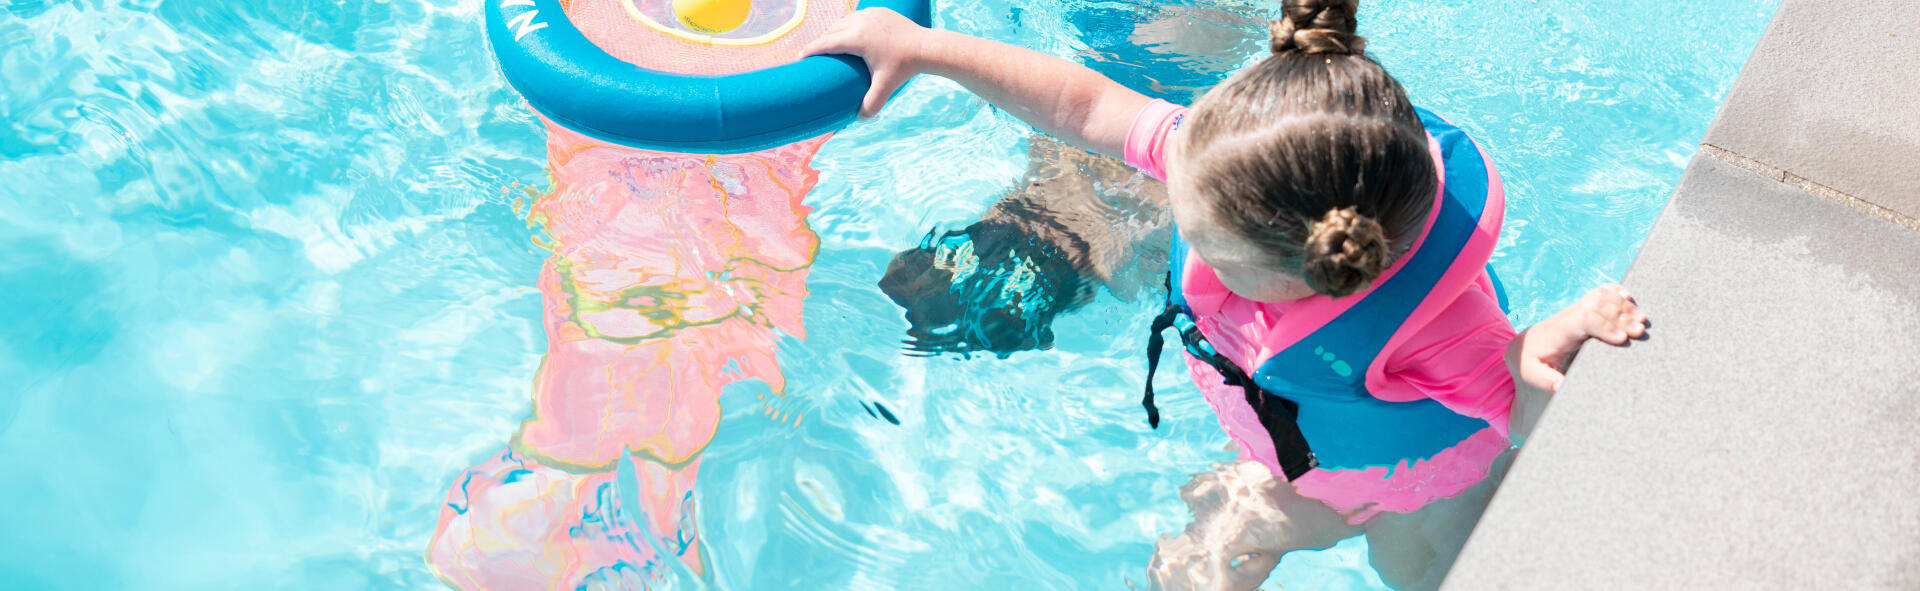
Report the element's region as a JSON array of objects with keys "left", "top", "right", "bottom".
[{"left": 1144, "top": 107, "right": 1509, "bottom": 481}]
